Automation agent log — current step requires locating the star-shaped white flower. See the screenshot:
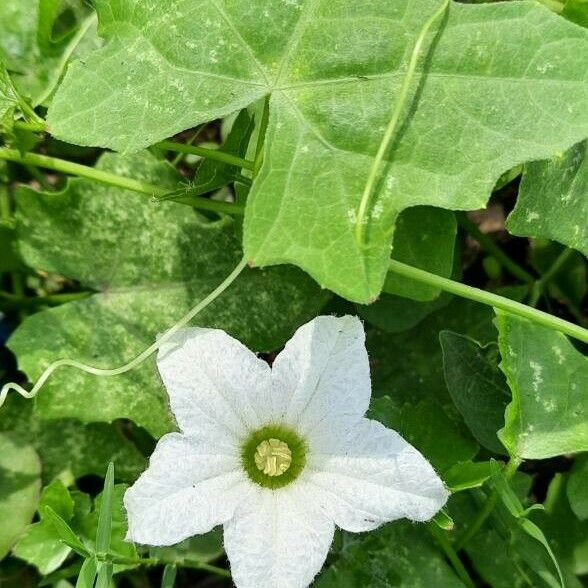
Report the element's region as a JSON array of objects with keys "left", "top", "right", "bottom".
[{"left": 124, "top": 315, "right": 448, "bottom": 587}]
